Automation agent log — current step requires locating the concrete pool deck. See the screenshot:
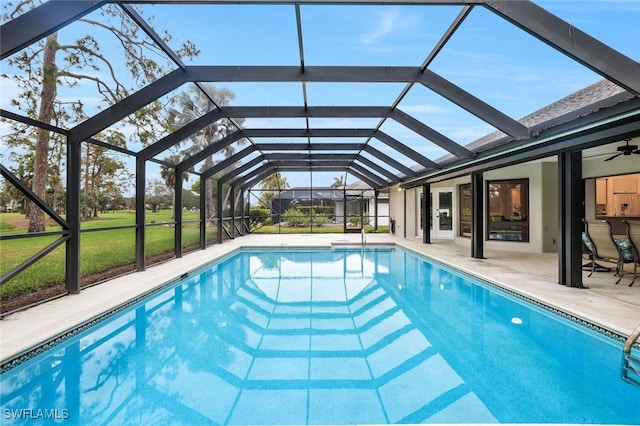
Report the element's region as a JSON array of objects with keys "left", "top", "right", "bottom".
[{"left": 1, "top": 233, "right": 639, "bottom": 365}]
